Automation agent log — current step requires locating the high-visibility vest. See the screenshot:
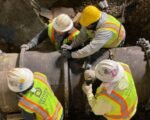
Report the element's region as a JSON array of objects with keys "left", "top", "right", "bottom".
[
  {"left": 48, "top": 23, "right": 79, "bottom": 49},
  {"left": 18, "top": 72, "right": 63, "bottom": 120},
  {"left": 96, "top": 63, "right": 138, "bottom": 120},
  {"left": 87, "top": 15, "right": 126, "bottom": 48}
]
